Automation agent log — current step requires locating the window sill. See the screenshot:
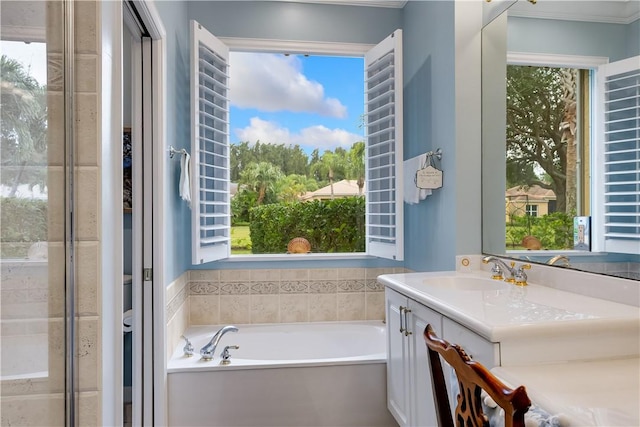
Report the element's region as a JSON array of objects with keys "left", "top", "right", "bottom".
[
  {"left": 506, "top": 249, "right": 606, "bottom": 257},
  {"left": 227, "top": 253, "right": 372, "bottom": 262}
]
